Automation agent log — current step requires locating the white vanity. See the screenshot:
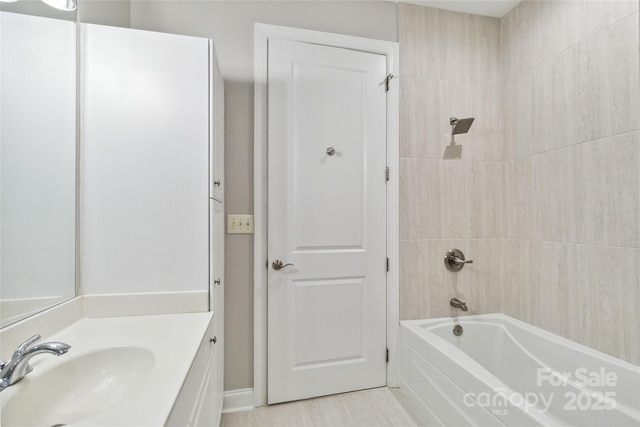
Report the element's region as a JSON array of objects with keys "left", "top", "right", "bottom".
[{"left": 1, "top": 296, "right": 220, "bottom": 426}]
